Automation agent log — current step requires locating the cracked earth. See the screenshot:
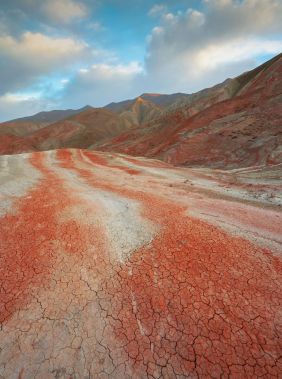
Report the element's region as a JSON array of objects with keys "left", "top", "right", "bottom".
[{"left": 0, "top": 149, "right": 281, "bottom": 378}]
